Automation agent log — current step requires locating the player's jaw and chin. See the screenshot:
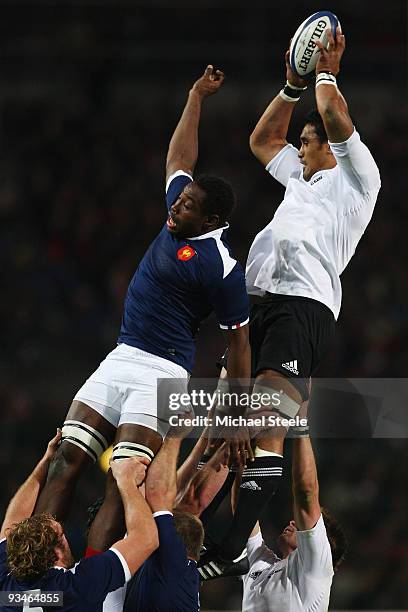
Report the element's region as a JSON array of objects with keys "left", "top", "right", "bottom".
[
  {"left": 167, "top": 214, "right": 194, "bottom": 238},
  {"left": 166, "top": 211, "right": 207, "bottom": 238},
  {"left": 277, "top": 522, "right": 298, "bottom": 556}
]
